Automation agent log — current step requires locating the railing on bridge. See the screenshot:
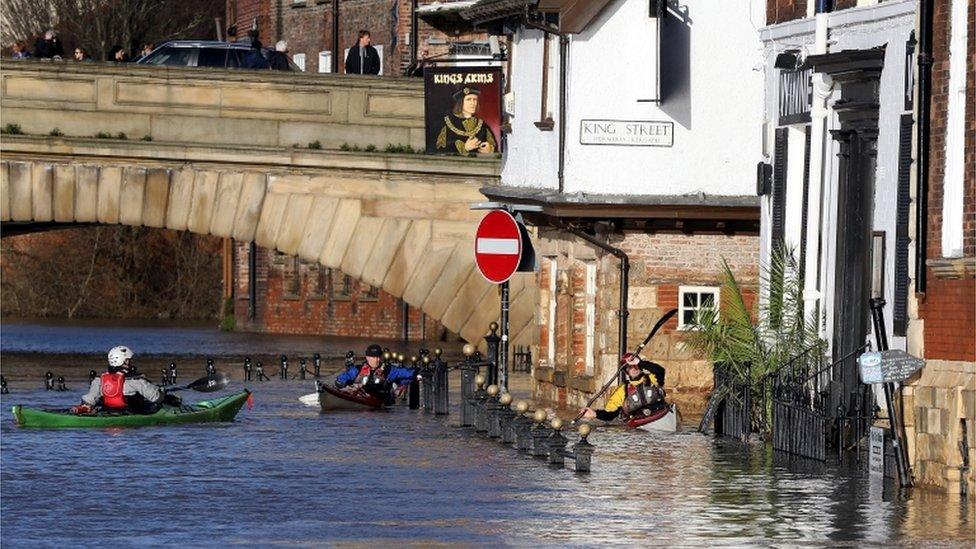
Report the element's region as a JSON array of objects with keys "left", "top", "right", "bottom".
[{"left": 1, "top": 62, "right": 426, "bottom": 151}]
